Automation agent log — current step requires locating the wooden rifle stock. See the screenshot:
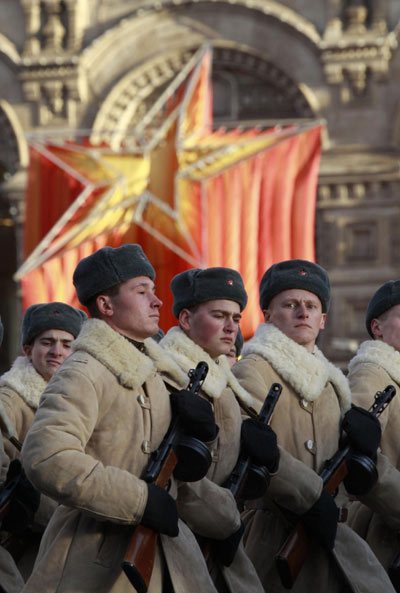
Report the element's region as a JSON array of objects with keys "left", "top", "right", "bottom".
[
  {"left": 275, "top": 384, "right": 396, "bottom": 589},
  {"left": 122, "top": 451, "right": 177, "bottom": 593},
  {"left": 121, "top": 361, "right": 209, "bottom": 592}
]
